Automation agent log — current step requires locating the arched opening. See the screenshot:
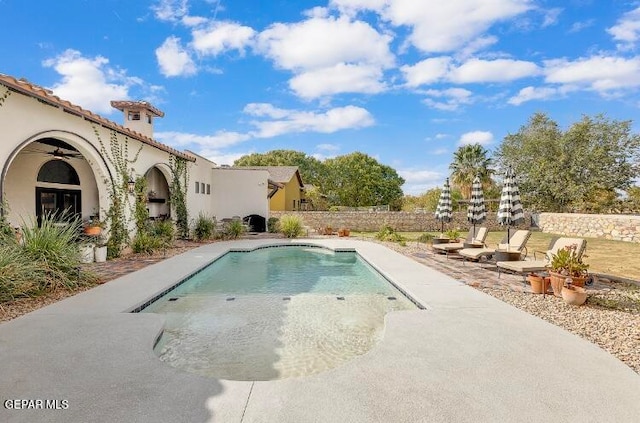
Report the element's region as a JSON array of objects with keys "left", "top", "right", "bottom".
[
  {"left": 3, "top": 134, "right": 107, "bottom": 228},
  {"left": 144, "top": 166, "right": 171, "bottom": 219}
]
